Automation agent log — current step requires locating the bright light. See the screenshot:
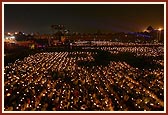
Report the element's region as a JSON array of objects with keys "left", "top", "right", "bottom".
[
  {"left": 7, "top": 32, "right": 10, "bottom": 35},
  {"left": 158, "top": 28, "right": 162, "bottom": 31},
  {"left": 10, "top": 36, "right": 15, "bottom": 39},
  {"left": 7, "top": 93, "right": 11, "bottom": 96},
  {"left": 15, "top": 32, "right": 18, "bottom": 34}
]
